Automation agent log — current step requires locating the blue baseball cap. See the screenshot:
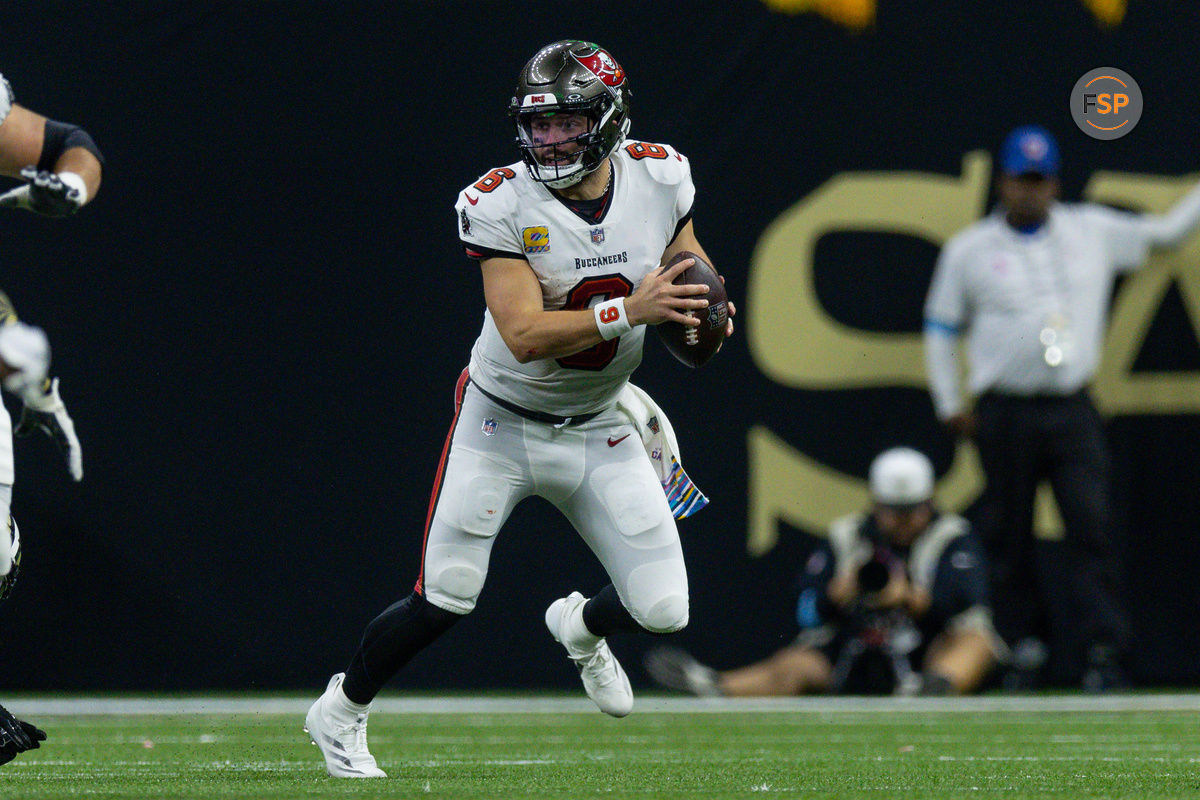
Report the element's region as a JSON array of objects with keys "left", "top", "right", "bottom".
[{"left": 999, "top": 125, "right": 1060, "bottom": 176}]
